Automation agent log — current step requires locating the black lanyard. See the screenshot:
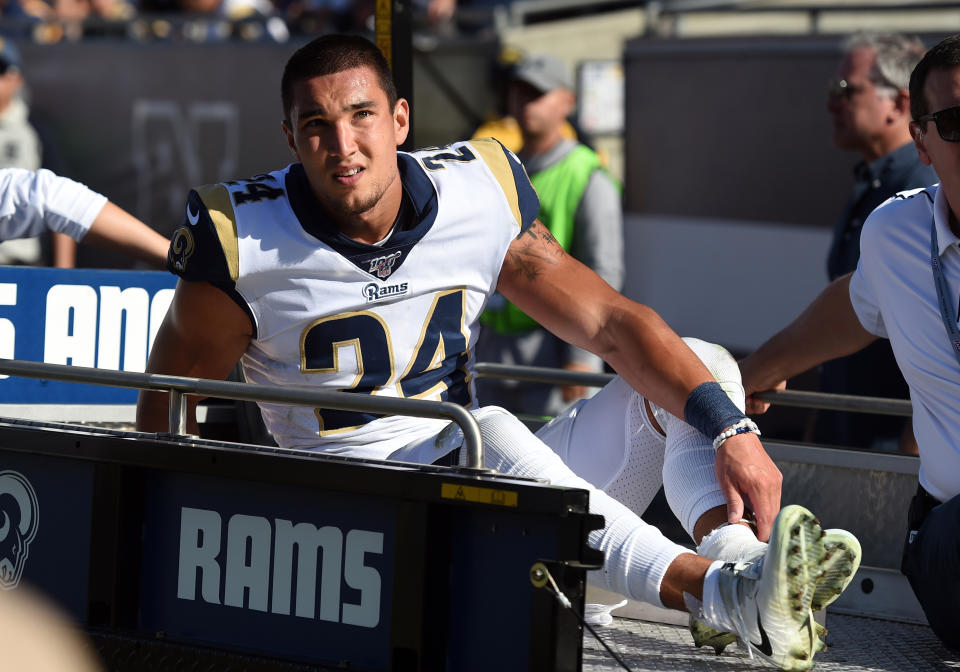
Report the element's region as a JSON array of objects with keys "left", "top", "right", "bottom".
[{"left": 930, "top": 217, "right": 960, "bottom": 366}]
